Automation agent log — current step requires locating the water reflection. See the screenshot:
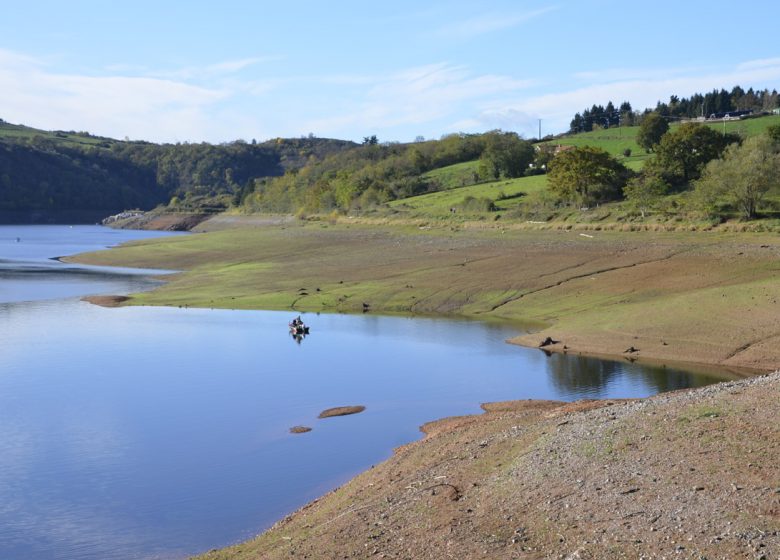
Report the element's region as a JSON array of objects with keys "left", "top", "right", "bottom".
[{"left": 545, "top": 352, "right": 730, "bottom": 398}]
